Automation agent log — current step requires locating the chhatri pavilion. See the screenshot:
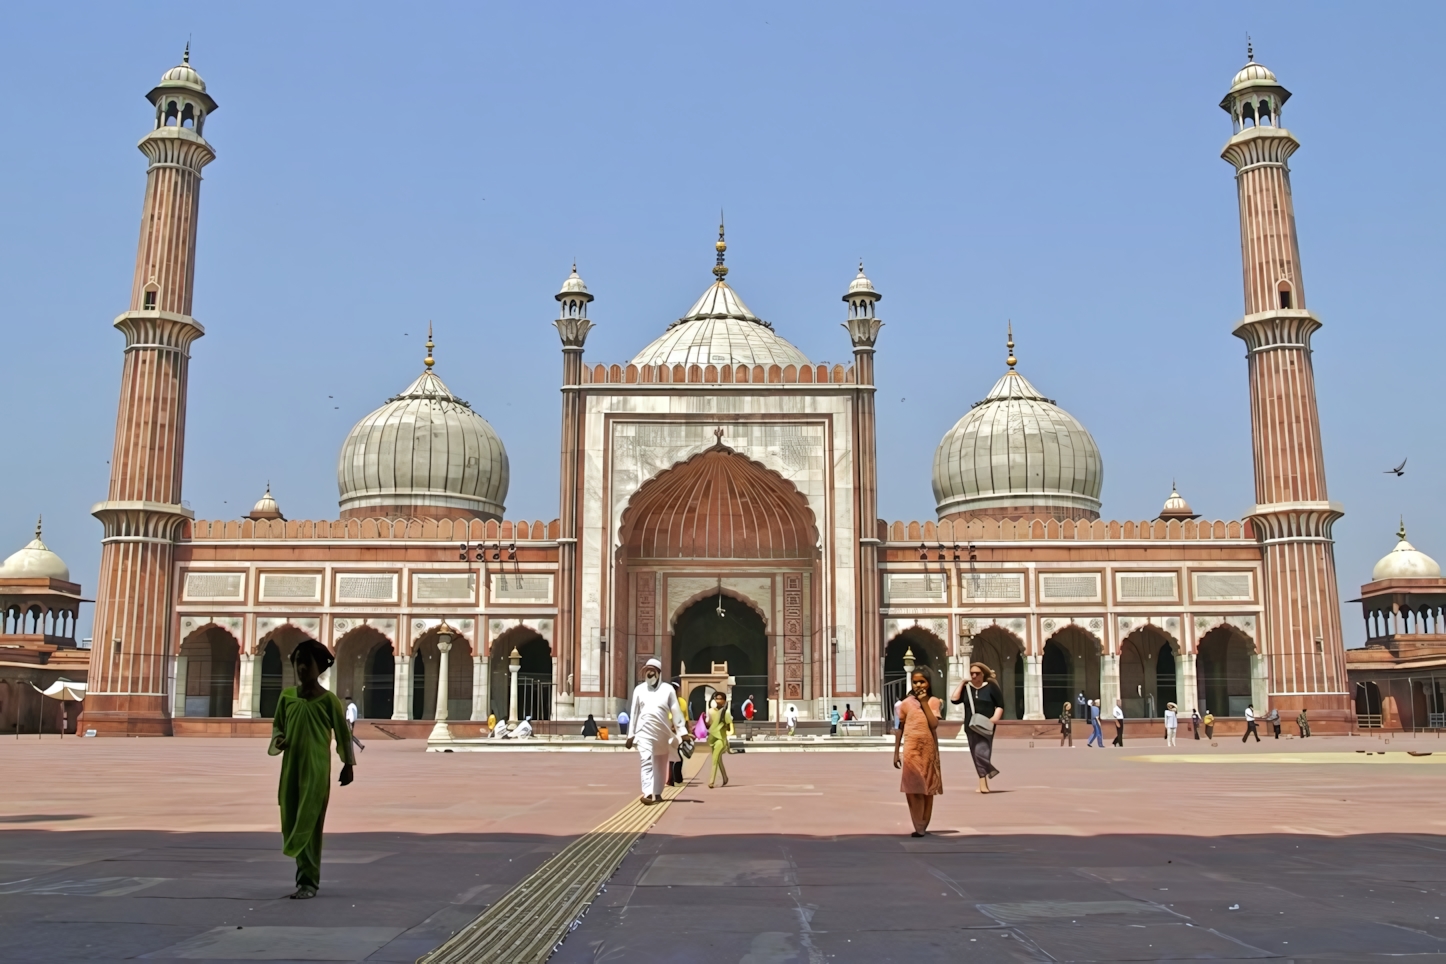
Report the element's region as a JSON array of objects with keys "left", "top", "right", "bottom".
[{"left": 74, "top": 50, "right": 1356, "bottom": 735}]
